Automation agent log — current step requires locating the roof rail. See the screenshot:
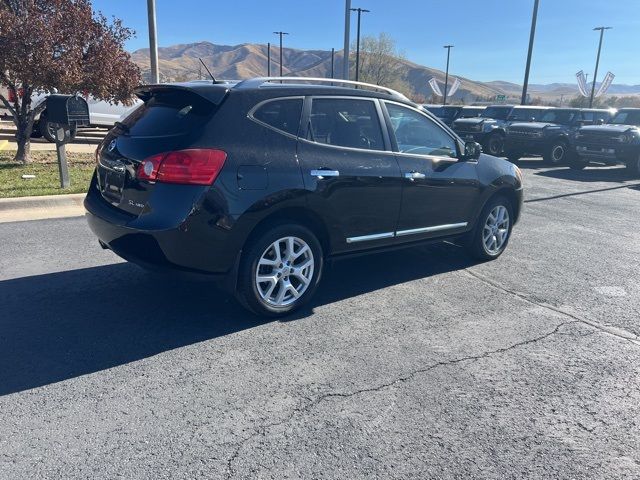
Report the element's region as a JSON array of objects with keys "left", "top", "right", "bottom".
[{"left": 234, "top": 77, "right": 410, "bottom": 101}]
